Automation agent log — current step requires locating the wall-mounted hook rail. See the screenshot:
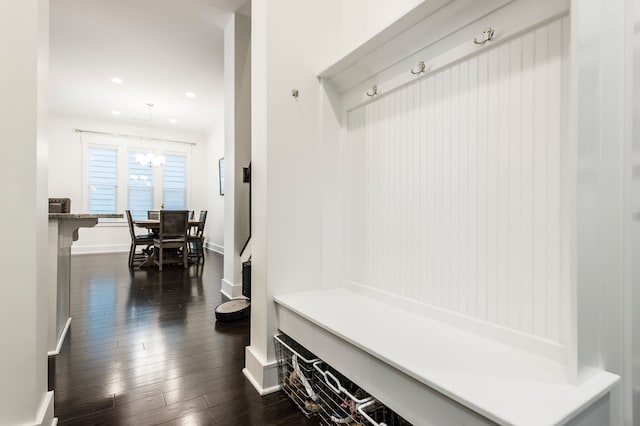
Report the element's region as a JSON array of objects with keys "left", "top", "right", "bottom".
[
  {"left": 473, "top": 27, "right": 495, "bottom": 45},
  {"left": 411, "top": 61, "right": 426, "bottom": 75},
  {"left": 366, "top": 85, "right": 378, "bottom": 97}
]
